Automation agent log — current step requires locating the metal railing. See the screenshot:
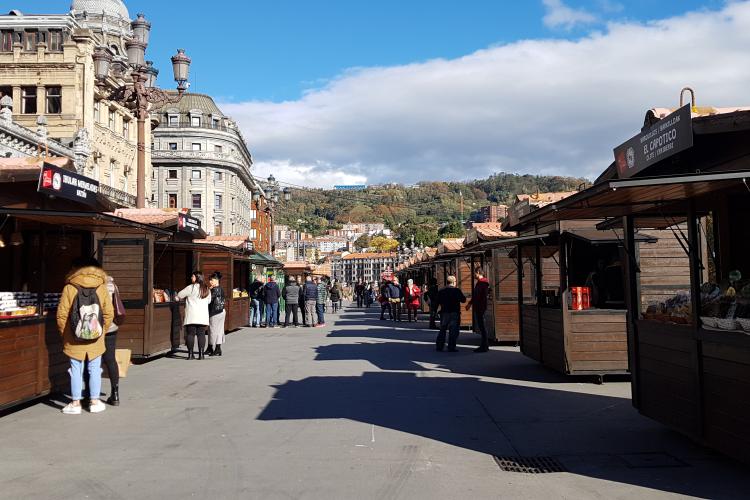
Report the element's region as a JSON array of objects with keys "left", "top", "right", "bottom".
[
  {"left": 160, "top": 119, "right": 233, "bottom": 133},
  {"left": 99, "top": 184, "right": 137, "bottom": 208}
]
